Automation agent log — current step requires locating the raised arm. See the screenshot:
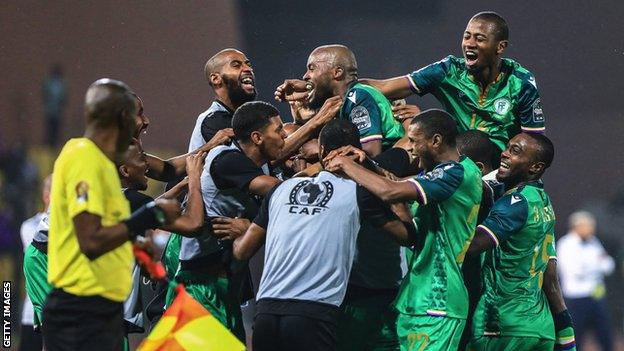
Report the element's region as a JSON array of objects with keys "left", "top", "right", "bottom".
[
  {"left": 146, "top": 128, "right": 234, "bottom": 181},
  {"left": 359, "top": 76, "right": 414, "bottom": 100}
]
